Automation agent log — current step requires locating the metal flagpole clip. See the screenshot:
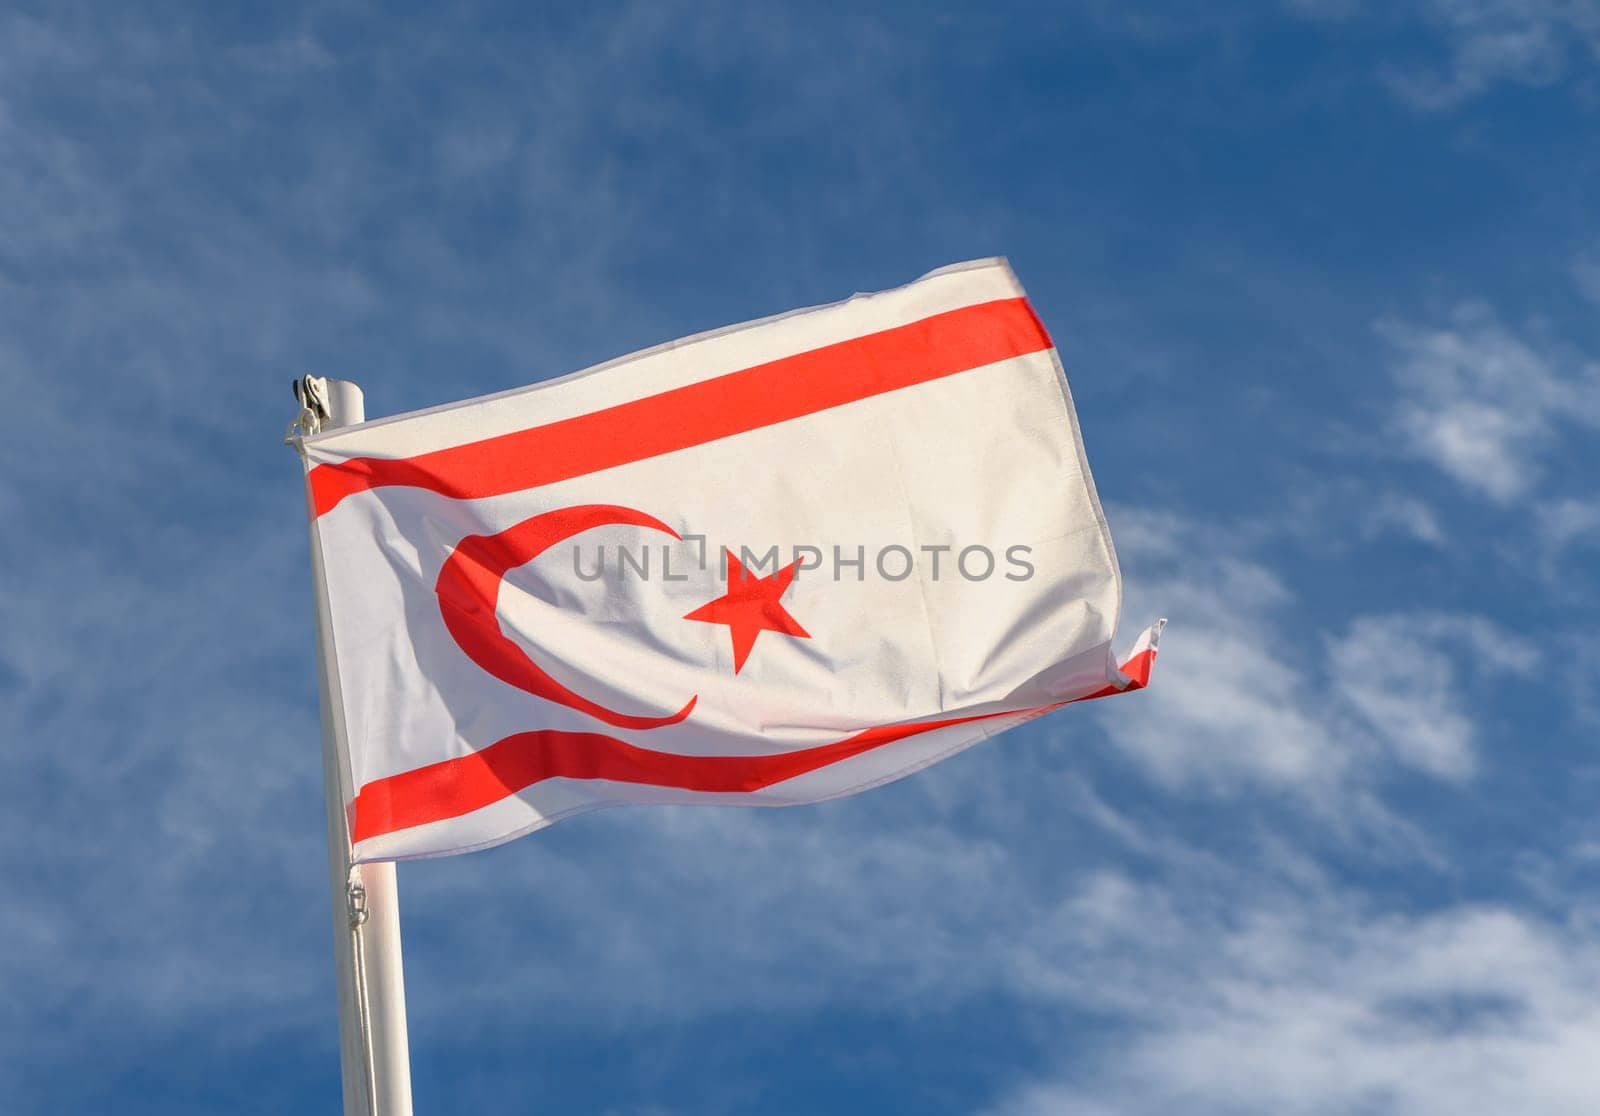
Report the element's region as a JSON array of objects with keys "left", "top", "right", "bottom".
[
  {"left": 346, "top": 869, "right": 370, "bottom": 931},
  {"left": 285, "top": 374, "right": 334, "bottom": 447}
]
